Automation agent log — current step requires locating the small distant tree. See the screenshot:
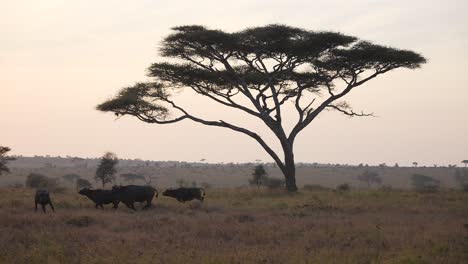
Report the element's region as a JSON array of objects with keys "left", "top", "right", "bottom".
[
  {"left": 411, "top": 174, "right": 440, "bottom": 193},
  {"left": 120, "top": 173, "right": 145, "bottom": 183},
  {"left": 394, "top": 163, "right": 399, "bottom": 168},
  {"left": 0, "top": 146, "right": 15, "bottom": 176},
  {"left": 249, "top": 164, "right": 268, "bottom": 188},
  {"left": 356, "top": 170, "right": 382, "bottom": 188},
  {"left": 76, "top": 178, "right": 92, "bottom": 189},
  {"left": 462, "top": 160, "right": 468, "bottom": 168},
  {"left": 62, "top": 173, "right": 81, "bottom": 184},
  {"left": 95, "top": 152, "right": 118, "bottom": 188},
  {"left": 412, "top": 162, "right": 418, "bottom": 167}
]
